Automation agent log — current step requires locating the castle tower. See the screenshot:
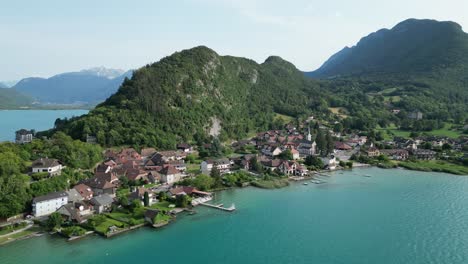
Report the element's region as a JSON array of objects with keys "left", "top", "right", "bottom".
[{"left": 307, "top": 126, "right": 312, "bottom": 142}]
